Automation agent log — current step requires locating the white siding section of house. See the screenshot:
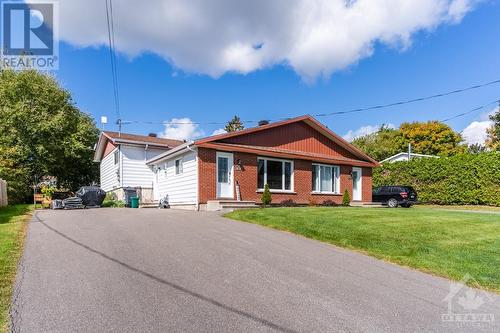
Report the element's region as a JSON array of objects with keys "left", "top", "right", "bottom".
[
  {"left": 121, "top": 145, "right": 168, "bottom": 188},
  {"left": 100, "top": 148, "right": 119, "bottom": 191},
  {"left": 156, "top": 150, "right": 198, "bottom": 205}
]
